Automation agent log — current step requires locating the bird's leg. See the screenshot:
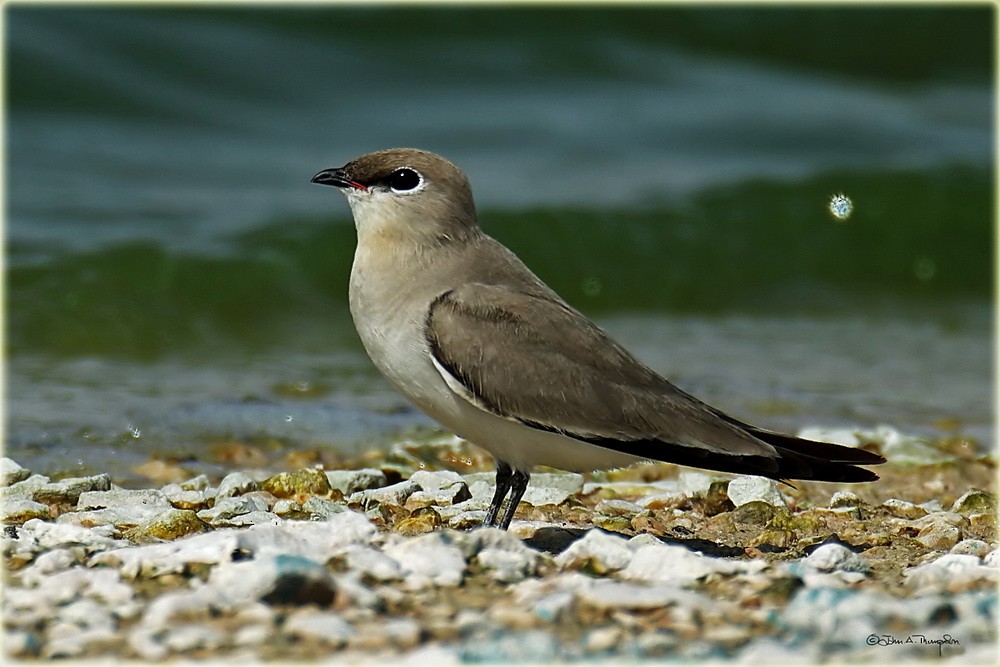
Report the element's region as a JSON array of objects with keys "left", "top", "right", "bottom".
[
  {"left": 497, "top": 469, "right": 530, "bottom": 530},
  {"left": 484, "top": 461, "right": 513, "bottom": 527}
]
